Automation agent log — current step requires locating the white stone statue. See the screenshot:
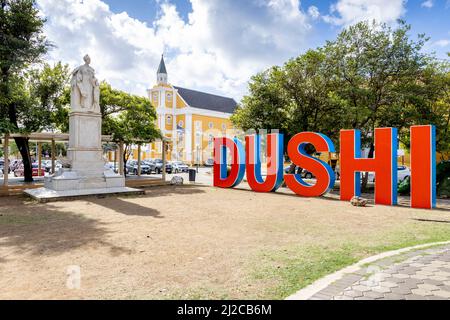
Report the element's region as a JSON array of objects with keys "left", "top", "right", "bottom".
[
  {"left": 71, "top": 54, "right": 100, "bottom": 113},
  {"left": 24, "top": 54, "right": 131, "bottom": 201}
]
